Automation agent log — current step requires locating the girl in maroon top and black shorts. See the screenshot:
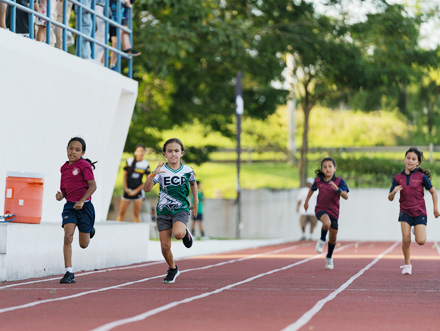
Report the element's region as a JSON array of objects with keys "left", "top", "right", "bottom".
[
  {"left": 56, "top": 137, "right": 97, "bottom": 284},
  {"left": 304, "top": 157, "right": 349, "bottom": 270},
  {"left": 389, "top": 147, "right": 439, "bottom": 275}
]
